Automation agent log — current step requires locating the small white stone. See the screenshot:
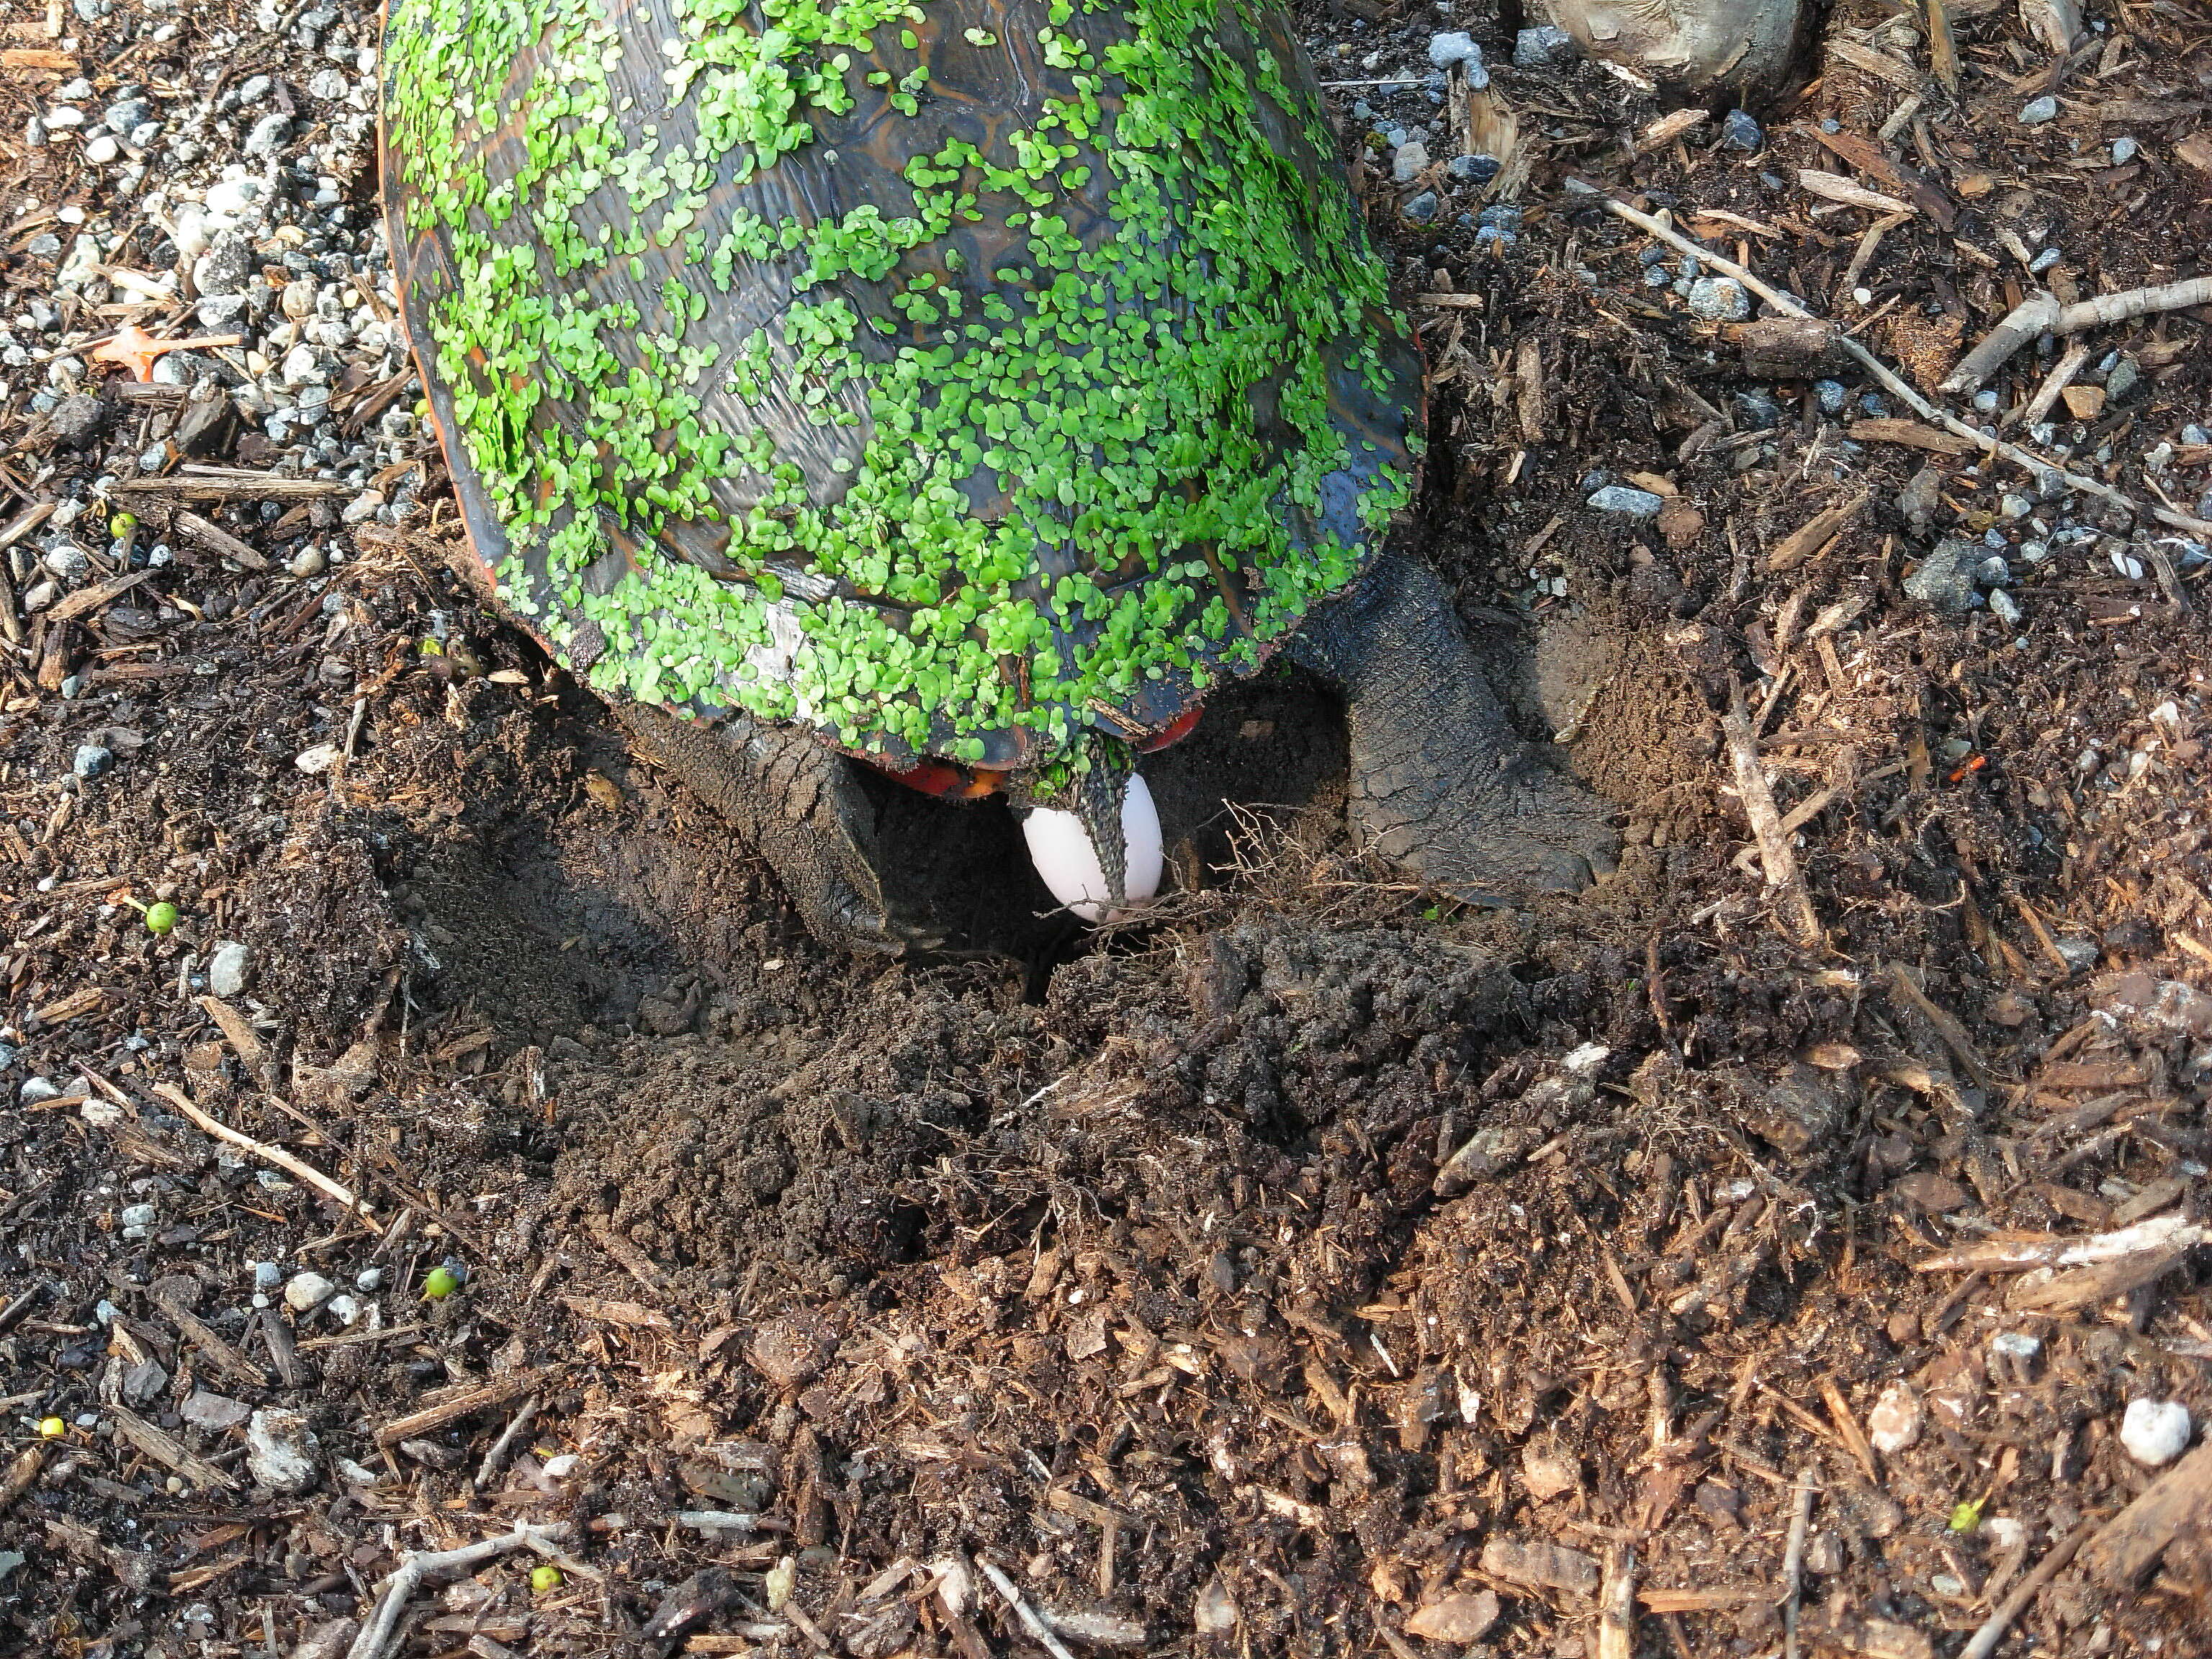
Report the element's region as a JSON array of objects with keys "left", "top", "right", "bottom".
[
  {"left": 324, "top": 1292, "right": 362, "bottom": 1326},
  {"left": 1867, "top": 1381, "right": 1923, "bottom": 1453},
  {"left": 2119, "top": 1398, "right": 2192, "bottom": 1467},
  {"left": 283, "top": 1270, "right": 334, "bottom": 1313},
  {"left": 245, "top": 1408, "right": 320, "bottom": 1493},
  {"left": 294, "top": 741, "right": 342, "bottom": 773},
  {"left": 207, "top": 940, "right": 251, "bottom": 998},
  {"left": 540, "top": 1453, "right": 580, "bottom": 1479}
]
